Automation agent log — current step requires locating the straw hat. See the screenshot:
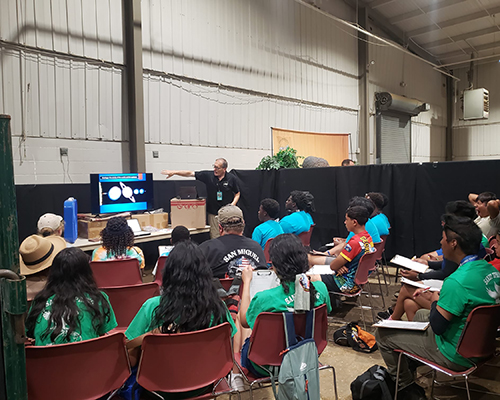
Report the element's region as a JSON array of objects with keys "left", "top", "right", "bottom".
[{"left": 19, "top": 235, "right": 67, "bottom": 275}]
